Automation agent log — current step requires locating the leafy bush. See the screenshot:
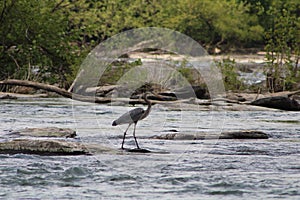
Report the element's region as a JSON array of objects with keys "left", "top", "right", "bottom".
[
  {"left": 1, "top": 0, "right": 298, "bottom": 91},
  {"left": 216, "top": 58, "right": 245, "bottom": 91},
  {"left": 264, "top": 1, "right": 300, "bottom": 92},
  {"left": 0, "top": 0, "right": 84, "bottom": 88}
]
